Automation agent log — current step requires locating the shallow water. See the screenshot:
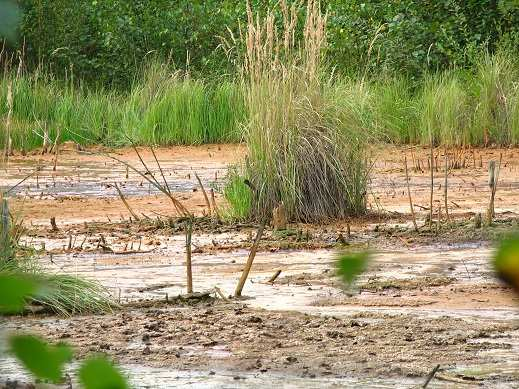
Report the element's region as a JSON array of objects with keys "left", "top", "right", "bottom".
[
  {"left": 1, "top": 158, "right": 226, "bottom": 198},
  {"left": 31, "top": 241, "right": 519, "bottom": 321}
]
